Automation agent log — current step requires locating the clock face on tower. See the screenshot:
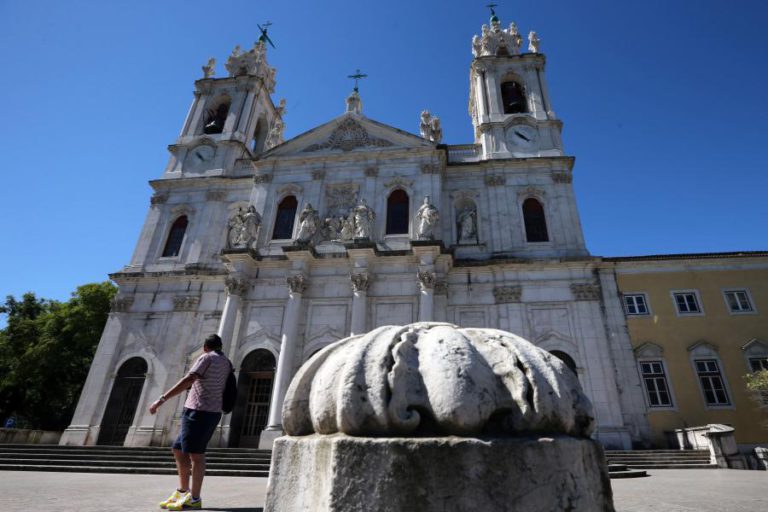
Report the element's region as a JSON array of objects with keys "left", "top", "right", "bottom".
[
  {"left": 505, "top": 125, "right": 538, "bottom": 151},
  {"left": 185, "top": 144, "right": 215, "bottom": 171}
]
